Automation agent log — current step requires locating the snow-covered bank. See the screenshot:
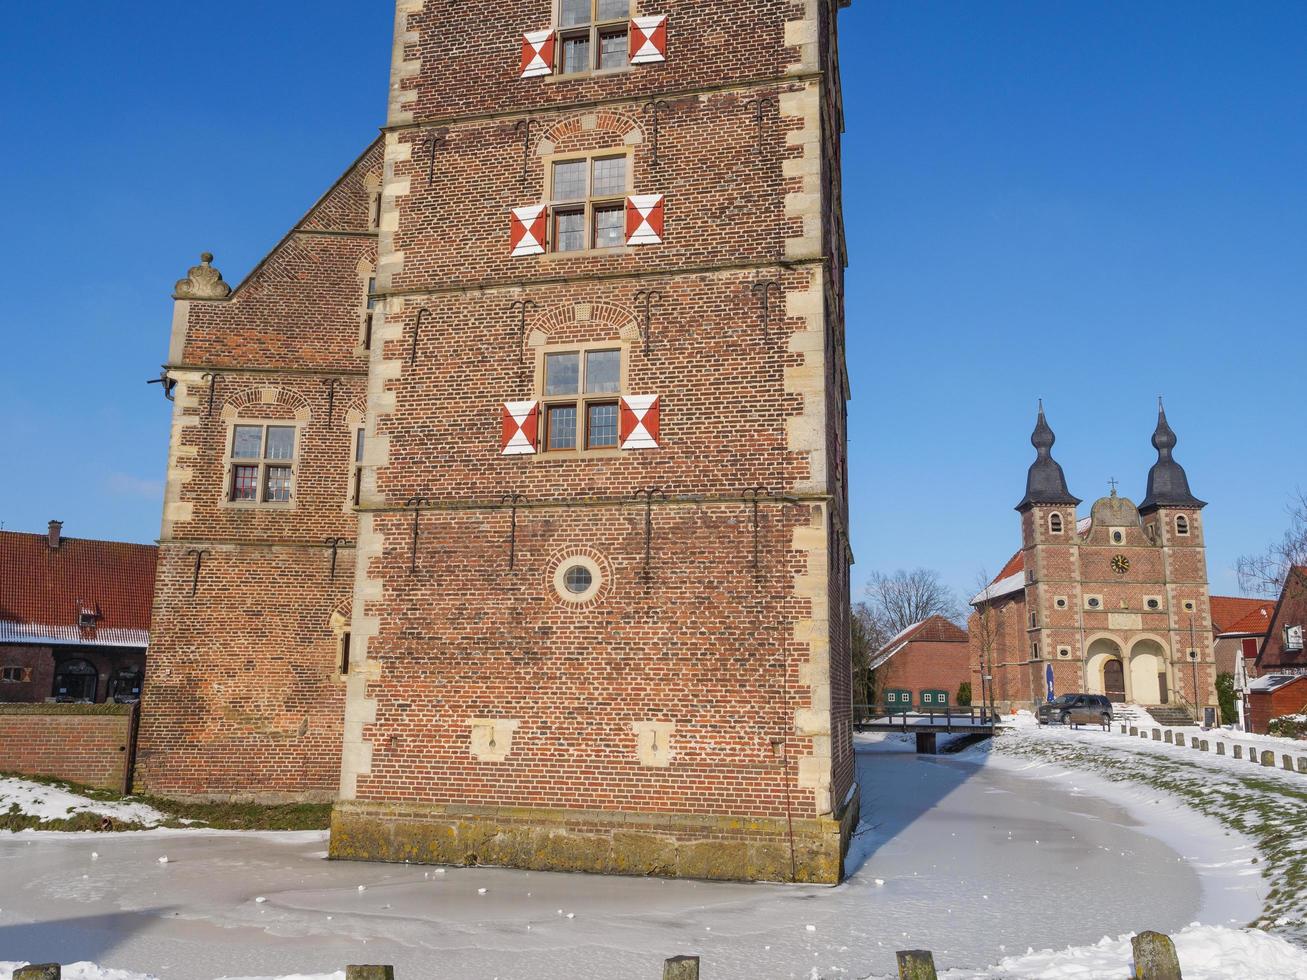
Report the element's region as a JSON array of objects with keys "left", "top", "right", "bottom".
[{"left": 0, "top": 777, "right": 165, "bottom": 829}]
